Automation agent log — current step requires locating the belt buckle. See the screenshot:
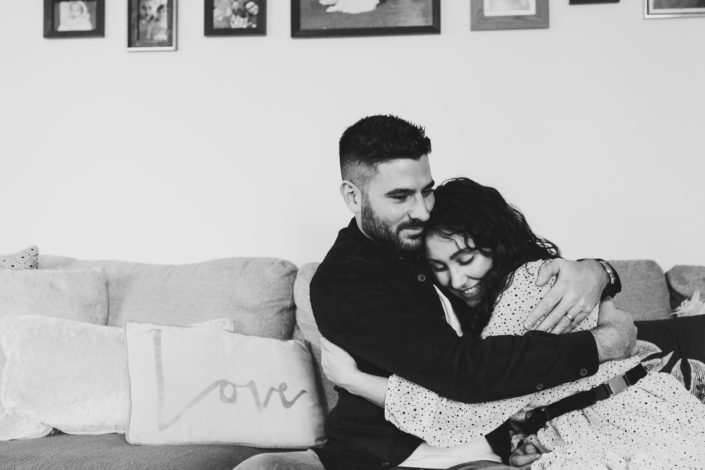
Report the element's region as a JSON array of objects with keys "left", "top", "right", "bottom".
[{"left": 605, "top": 375, "right": 629, "bottom": 397}]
